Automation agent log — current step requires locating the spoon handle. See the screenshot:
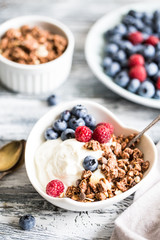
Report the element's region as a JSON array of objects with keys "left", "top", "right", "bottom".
[
  {"left": 0, "top": 171, "right": 11, "bottom": 180},
  {"left": 127, "top": 114, "right": 160, "bottom": 148}
]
